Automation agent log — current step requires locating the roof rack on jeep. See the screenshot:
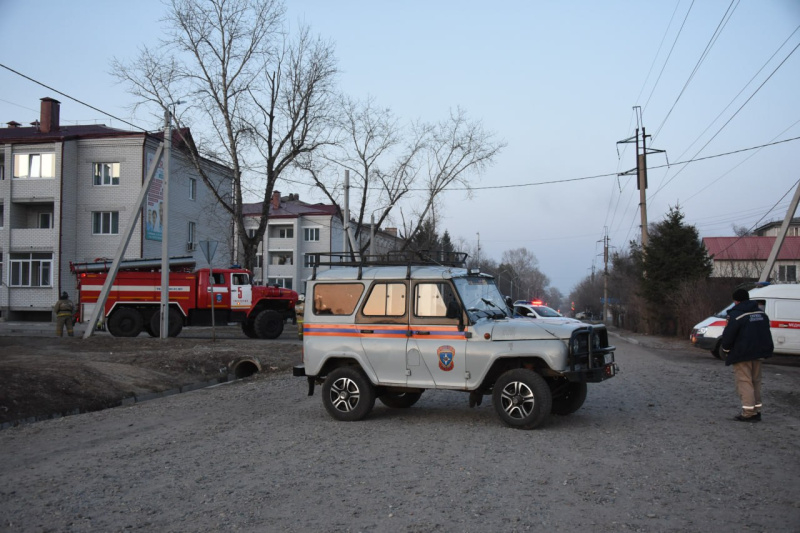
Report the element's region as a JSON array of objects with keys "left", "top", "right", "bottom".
[{"left": 309, "top": 251, "right": 469, "bottom": 280}]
